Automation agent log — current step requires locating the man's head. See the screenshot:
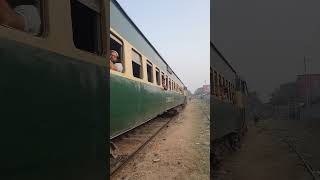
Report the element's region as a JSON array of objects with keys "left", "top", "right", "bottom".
[{"left": 110, "top": 50, "right": 119, "bottom": 62}]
